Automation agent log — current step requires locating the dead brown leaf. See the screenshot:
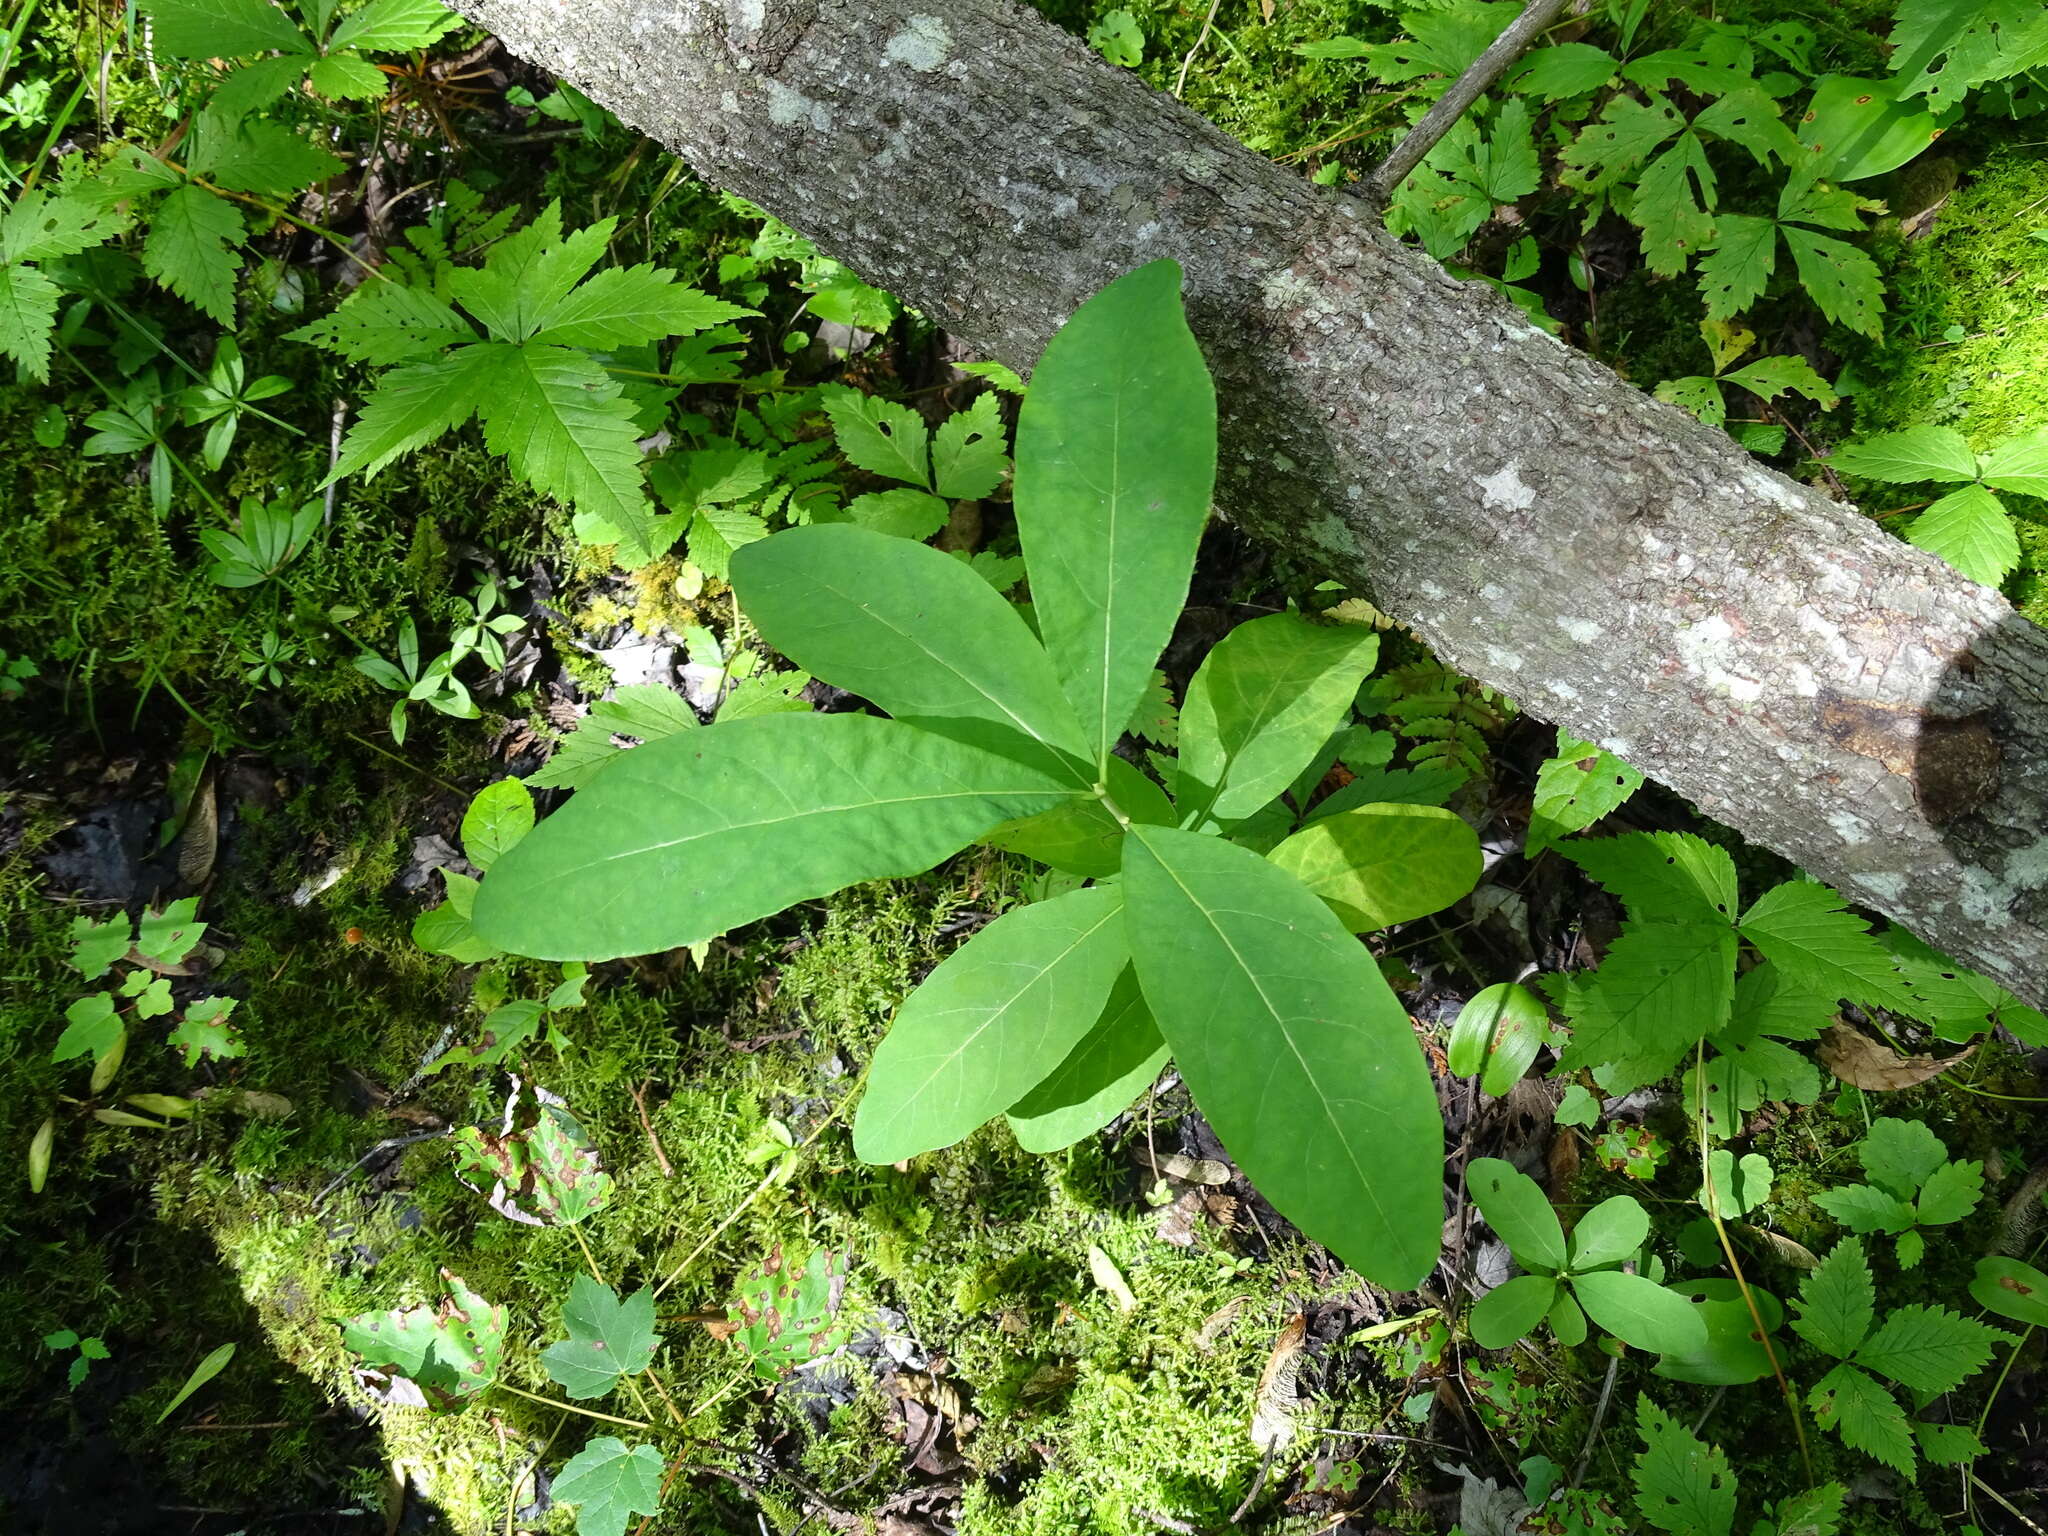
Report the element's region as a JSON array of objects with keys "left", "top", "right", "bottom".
[
  {"left": 1250, "top": 1312, "right": 1307, "bottom": 1452},
  {"left": 1819, "top": 1024, "right": 1975, "bottom": 1090}
]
